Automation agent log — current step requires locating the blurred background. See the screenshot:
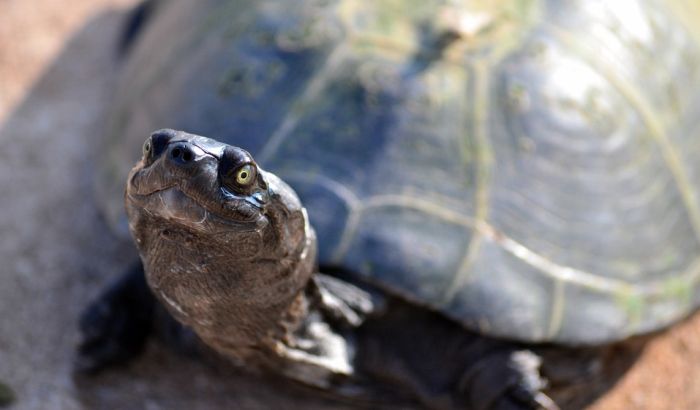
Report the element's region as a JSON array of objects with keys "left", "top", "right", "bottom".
[{"left": 1, "top": 0, "right": 700, "bottom": 409}]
